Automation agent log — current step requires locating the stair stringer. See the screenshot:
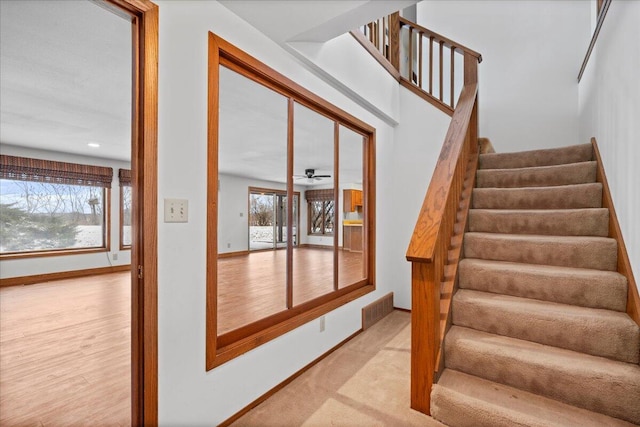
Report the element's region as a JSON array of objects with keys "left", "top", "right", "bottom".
[{"left": 592, "top": 138, "right": 640, "bottom": 342}]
